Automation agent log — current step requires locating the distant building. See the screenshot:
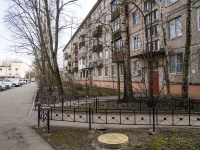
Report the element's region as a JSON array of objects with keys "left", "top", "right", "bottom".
[{"left": 0, "top": 62, "right": 26, "bottom": 79}]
